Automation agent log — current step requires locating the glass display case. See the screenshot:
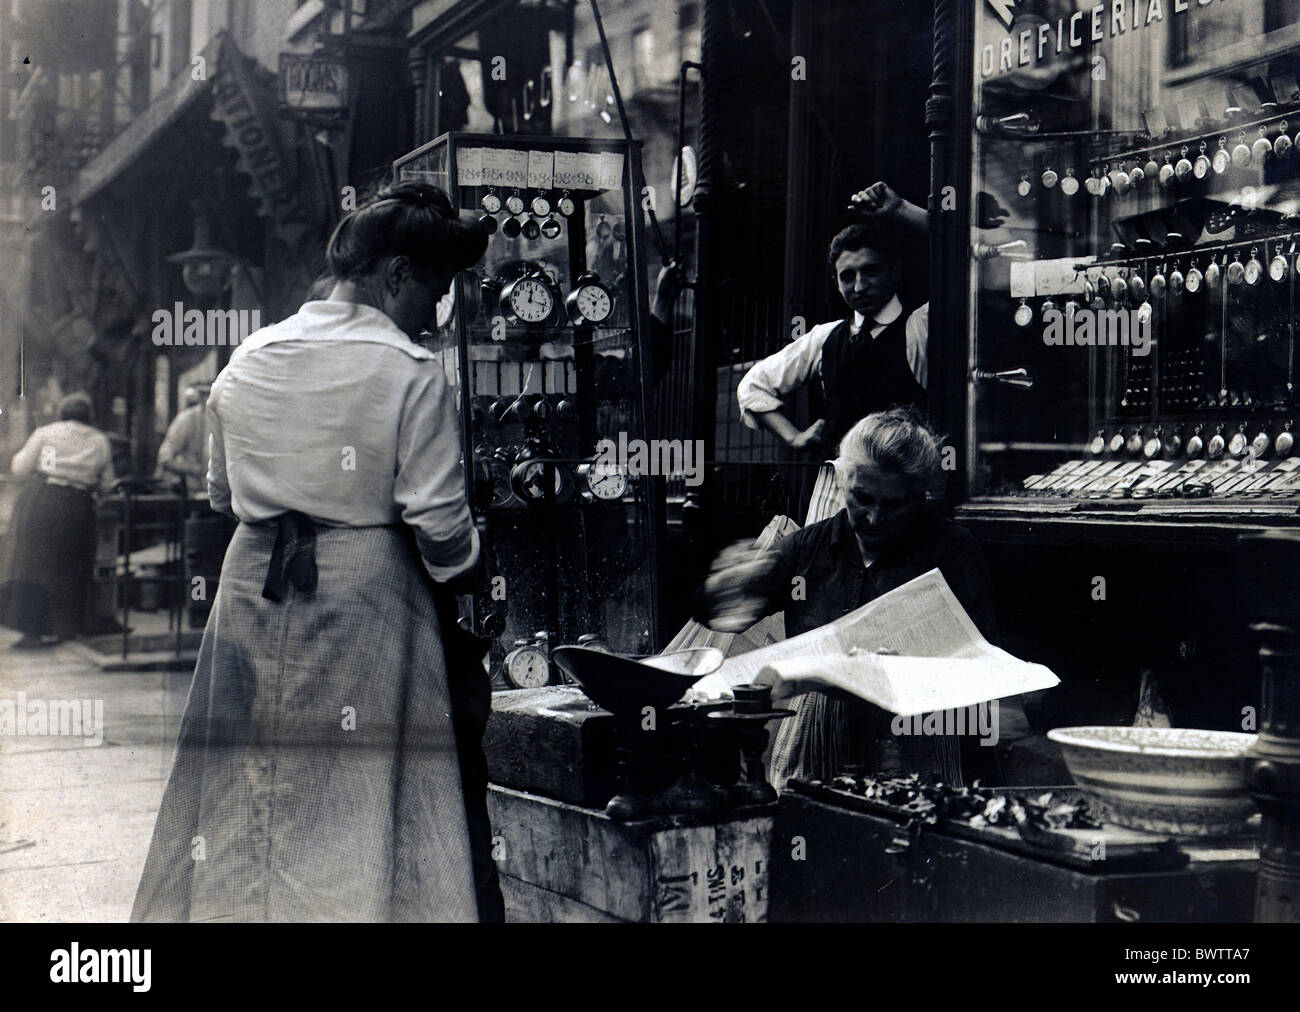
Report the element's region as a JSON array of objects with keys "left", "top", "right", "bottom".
[
  {"left": 964, "top": 2, "right": 1300, "bottom": 517},
  {"left": 393, "top": 133, "right": 660, "bottom": 686}
]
